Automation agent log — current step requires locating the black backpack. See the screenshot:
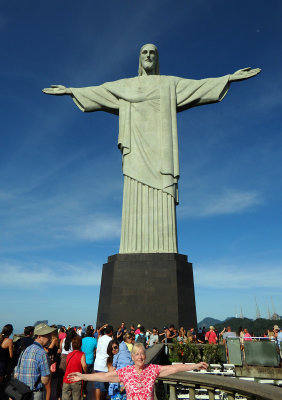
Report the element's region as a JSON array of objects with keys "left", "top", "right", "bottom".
[{"left": 136, "top": 334, "right": 146, "bottom": 347}]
